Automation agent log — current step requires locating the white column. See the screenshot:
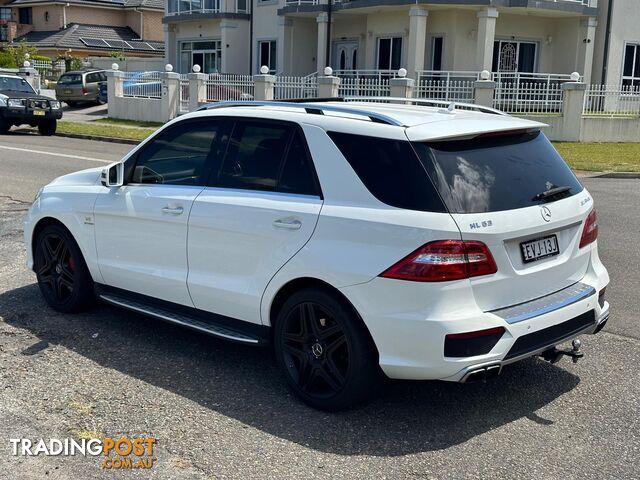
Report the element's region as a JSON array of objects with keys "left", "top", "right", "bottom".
[
  {"left": 577, "top": 17, "right": 597, "bottom": 85},
  {"left": 161, "top": 71, "right": 180, "bottom": 122},
  {"left": 254, "top": 74, "right": 276, "bottom": 100},
  {"left": 188, "top": 72, "right": 207, "bottom": 111},
  {"left": 476, "top": 8, "right": 499, "bottom": 71},
  {"left": 407, "top": 7, "right": 428, "bottom": 78},
  {"left": 316, "top": 13, "right": 329, "bottom": 74},
  {"left": 277, "top": 17, "right": 293, "bottom": 75}
]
